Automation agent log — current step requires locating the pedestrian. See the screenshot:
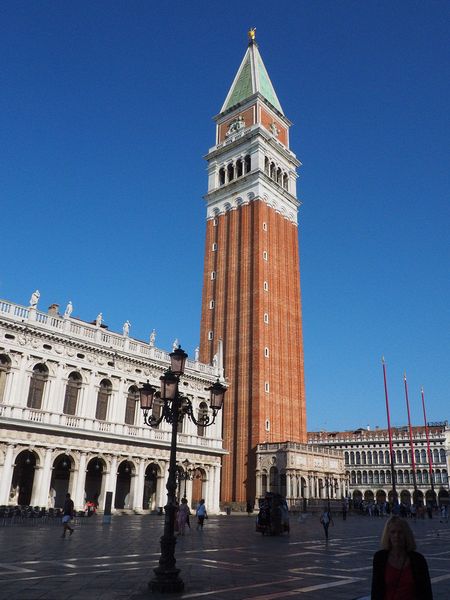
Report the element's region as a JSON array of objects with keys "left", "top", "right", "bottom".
[
  {"left": 319, "top": 507, "right": 333, "bottom": 541},
  {"left": 61, "top": 493, "right": 75, "bottom": 538},
  {"left": 342, "top": 499, "right": 348, "bottom": 521},
  {"left": 371, "top": 515, "right": 433, "bottom": 599},
  {"left": 195, "top": 498, "right": 207, "bottom": 530},
  {"left": 176, "top": 498, "right": 190, "bottom": 535}
]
